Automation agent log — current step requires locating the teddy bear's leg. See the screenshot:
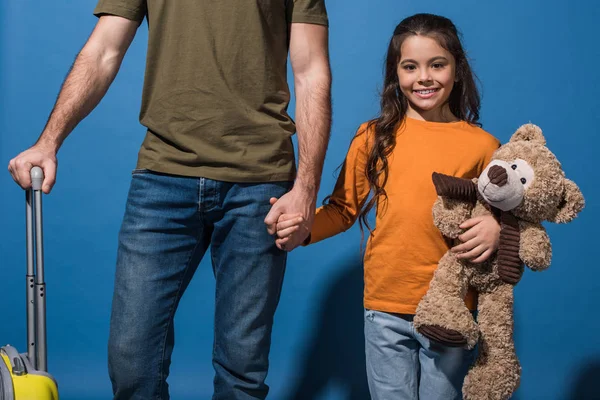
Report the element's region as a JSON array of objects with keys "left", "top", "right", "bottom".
[
  {"left": 414, "top": 251, "right": 479, "bottom": 349},
  {"left": 463, "top": 284, "right": 520, "bottom": 400}
]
